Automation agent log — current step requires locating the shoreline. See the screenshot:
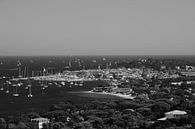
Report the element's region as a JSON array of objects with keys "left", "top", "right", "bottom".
[{"left": 79, "top": 90, "right": 135, "bottom": 99}]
